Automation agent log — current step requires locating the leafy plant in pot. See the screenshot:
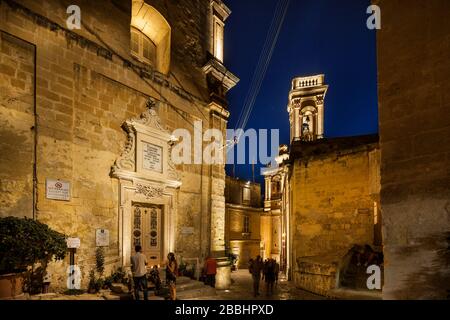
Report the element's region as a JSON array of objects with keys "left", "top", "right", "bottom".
[{"left": 0, "top": 217, "right": 67, "bottom": 298}]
